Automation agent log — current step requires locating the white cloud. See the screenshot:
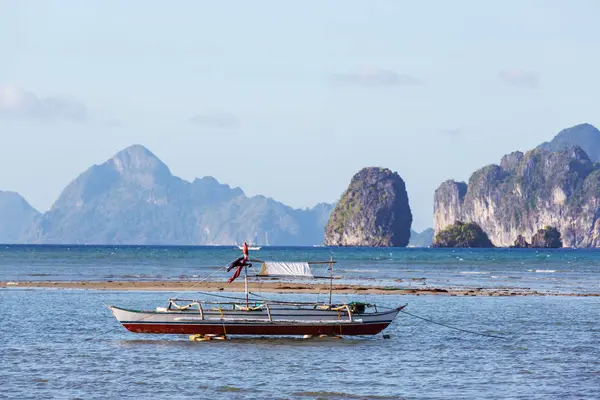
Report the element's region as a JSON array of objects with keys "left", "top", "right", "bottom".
[
  {"left": 498, "top": 69, "right": 538, "bottom": 88},
  {"left": 0, "top": 85, "right": 88, "bottom": 121},
  {"left": 189, "top": 112, "right": 239, "bottom": 128},
  {"left": 330, "top": 68, "right": 422, "bottom": 86}
]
